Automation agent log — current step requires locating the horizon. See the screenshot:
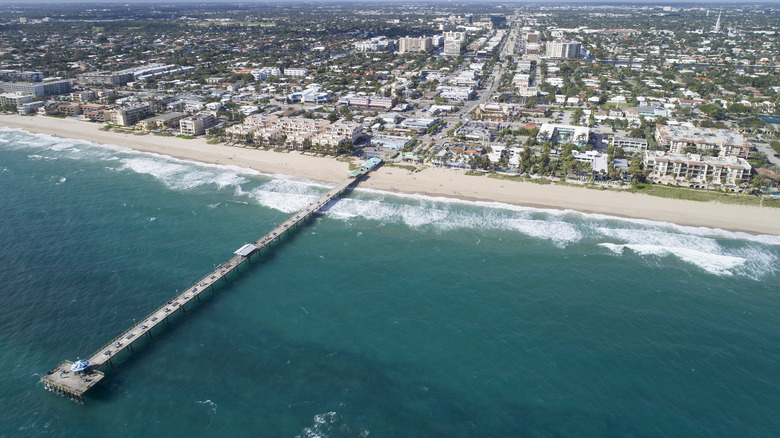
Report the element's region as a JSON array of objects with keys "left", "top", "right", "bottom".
[{"left": 2, "top": 0, "right": 780, "bottom": 5}]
